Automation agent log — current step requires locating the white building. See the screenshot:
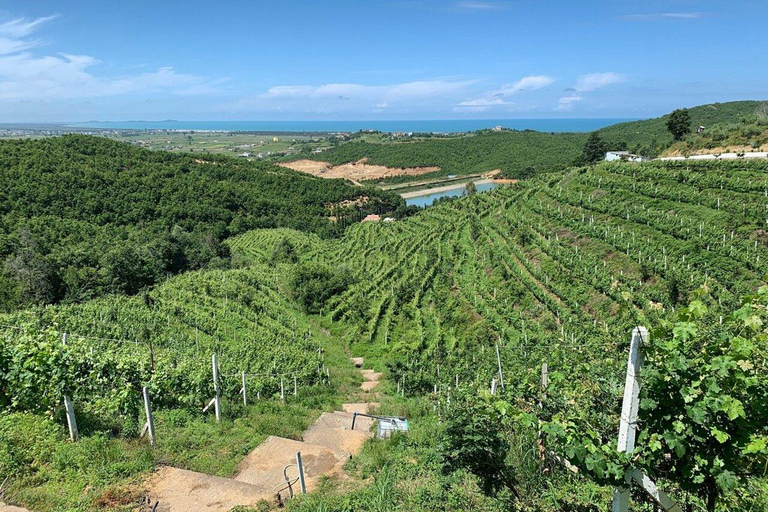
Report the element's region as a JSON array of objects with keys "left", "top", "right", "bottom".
[{"left": 605, "top": 151, "right": 648, "bottom": 163}]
